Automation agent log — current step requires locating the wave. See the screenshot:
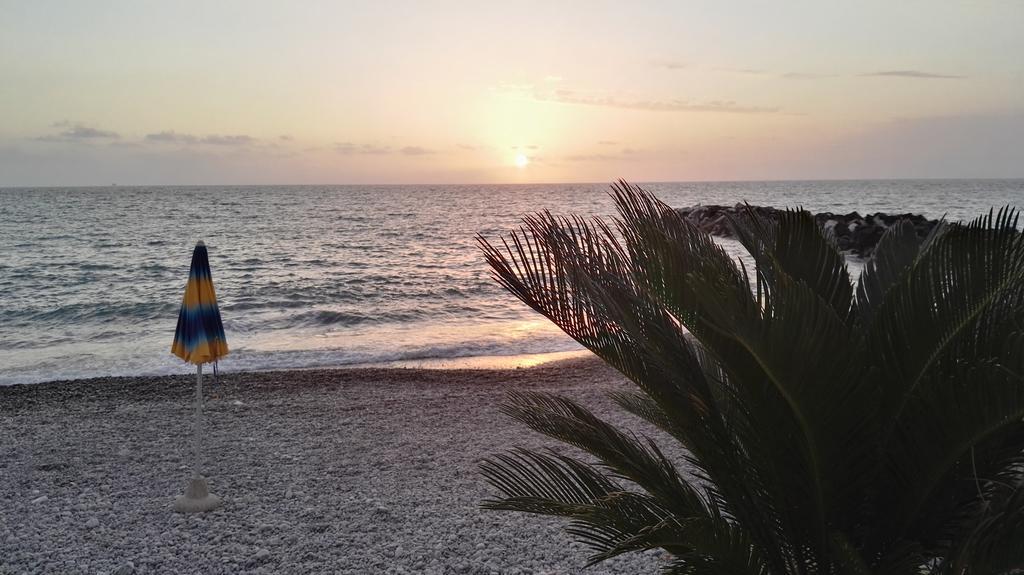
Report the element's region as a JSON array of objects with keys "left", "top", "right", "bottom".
[
  {"left": 0, "top": 330, "right": 582, "bottom": 386},
  {"left": 0, "top": 301, "right": 179, "bottom": 327},
  {"left": 286, "top": 308, "right": 429, "bottom": 327}
]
